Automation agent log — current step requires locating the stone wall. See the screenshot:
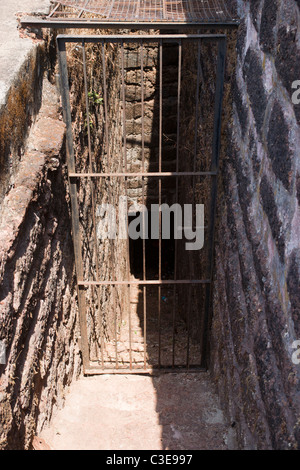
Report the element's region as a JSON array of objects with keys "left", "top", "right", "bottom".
[
  {"left": 0, "top": 34, "right": 56, "bottom": 206},
  {"left": 0, "top": 76, "right": 81, "bottom": 449},
  {"left": 123, "top": 37, "right": 180, "bottom": 278},
  {"left": 124, "top": 39, "right": 178, "bottom": 209},
  {"left": 1, "top": 6, "right": 299, "bottom": 449},
  {"left": 210, "top": 0, "right": 300, "bottom": 450},
  {"left": 177, "top": 37, "right": 221, "bottom": 355},
  {"left": 63, "top": 37, "right": 129, "bottom": 362}
]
